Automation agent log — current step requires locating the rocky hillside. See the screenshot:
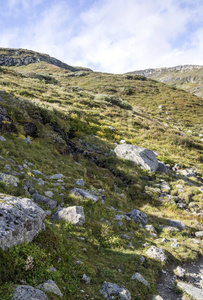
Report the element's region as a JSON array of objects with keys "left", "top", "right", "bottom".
[
  {"left": 0, "top": 49, "right": 202, "bottom": 300},
  {"left": 0, "top": 48, "right": 92, "bottom": 72},
  {"left": 127, "top": 65, "right": 203, "bottom": 98}
]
